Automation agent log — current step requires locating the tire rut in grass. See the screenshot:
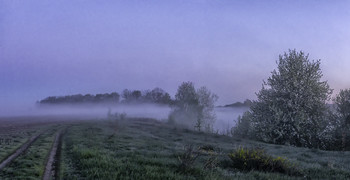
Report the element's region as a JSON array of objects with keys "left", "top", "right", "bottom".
[
  {"left": 0, "top": 131, "right": 44, "bottom": 170},
  {"left": 43, "top": 128, "right": 65, "bottom": 180}
]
